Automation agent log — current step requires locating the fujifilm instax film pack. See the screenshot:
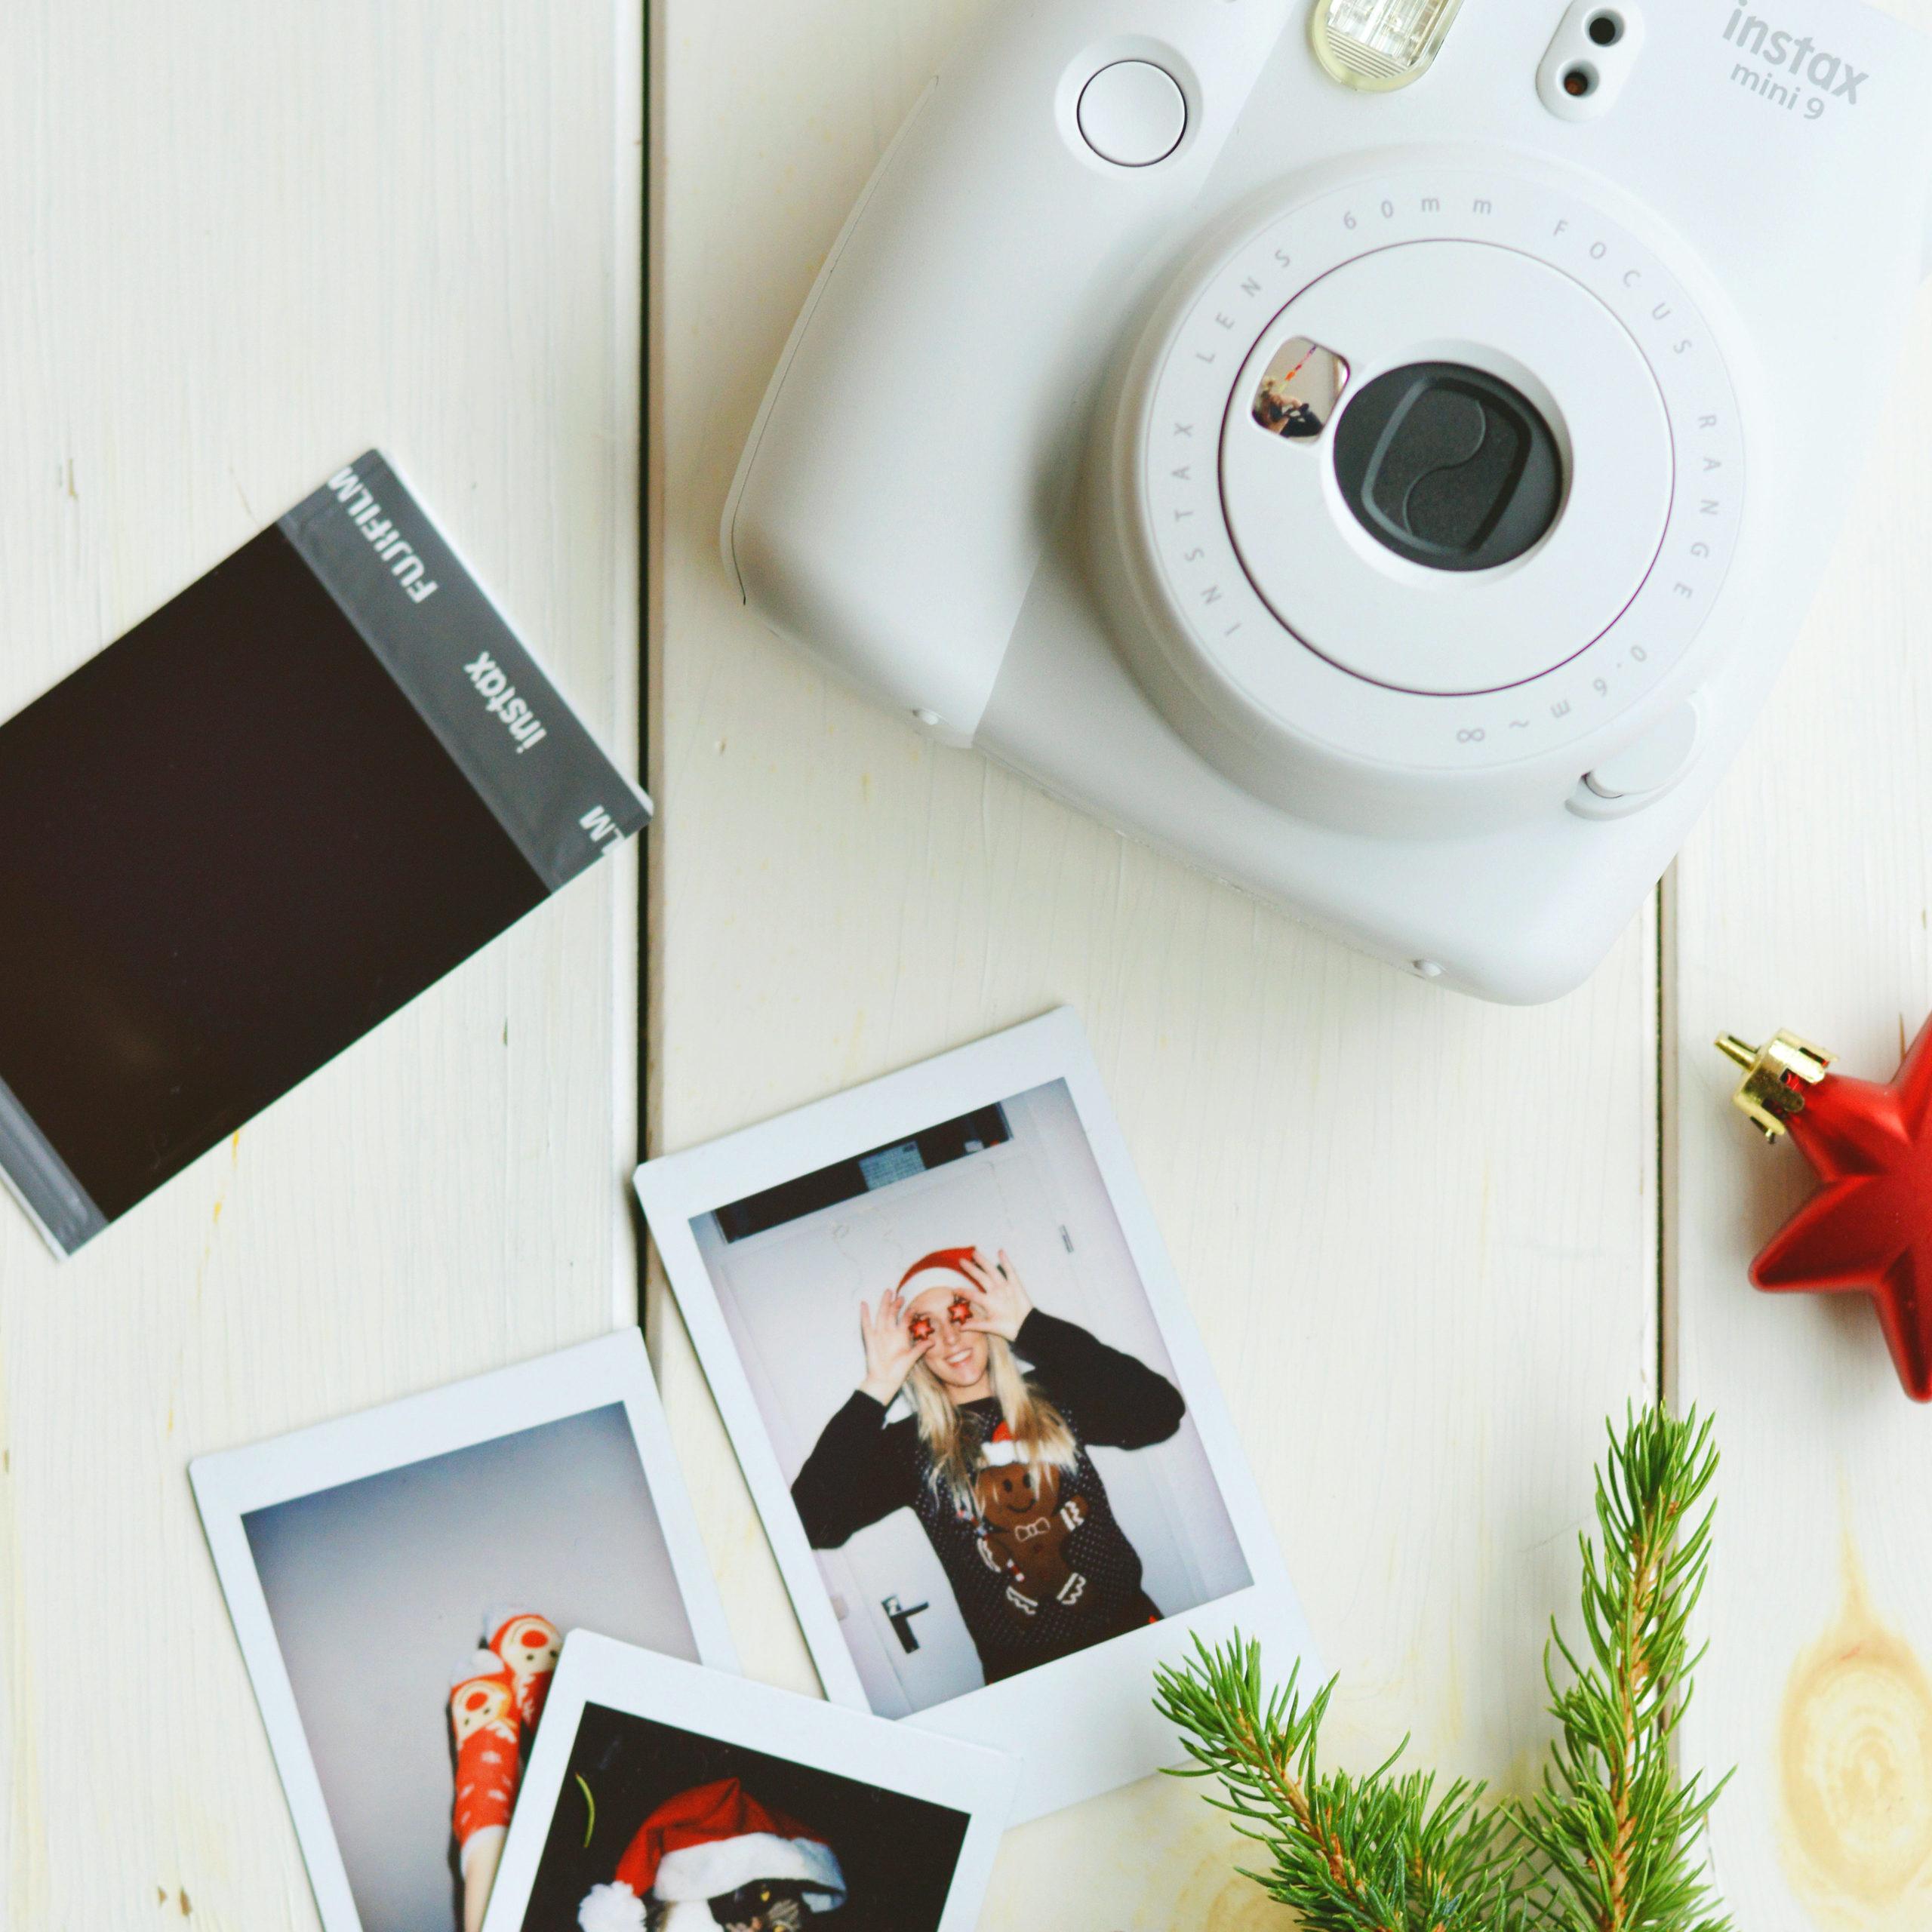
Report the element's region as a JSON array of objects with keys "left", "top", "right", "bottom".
[{"left": 724, "top": 0, "right": 1932, "bottom": 1002}]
